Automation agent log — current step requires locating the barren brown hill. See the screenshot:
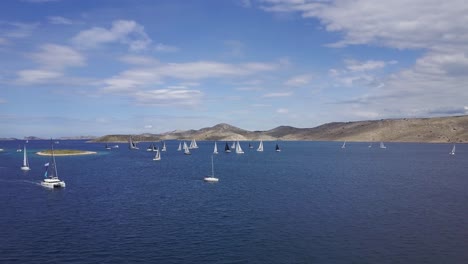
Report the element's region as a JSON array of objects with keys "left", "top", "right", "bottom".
[{"left": 92, "top": 115, "right": 468, "bottom": 143}]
